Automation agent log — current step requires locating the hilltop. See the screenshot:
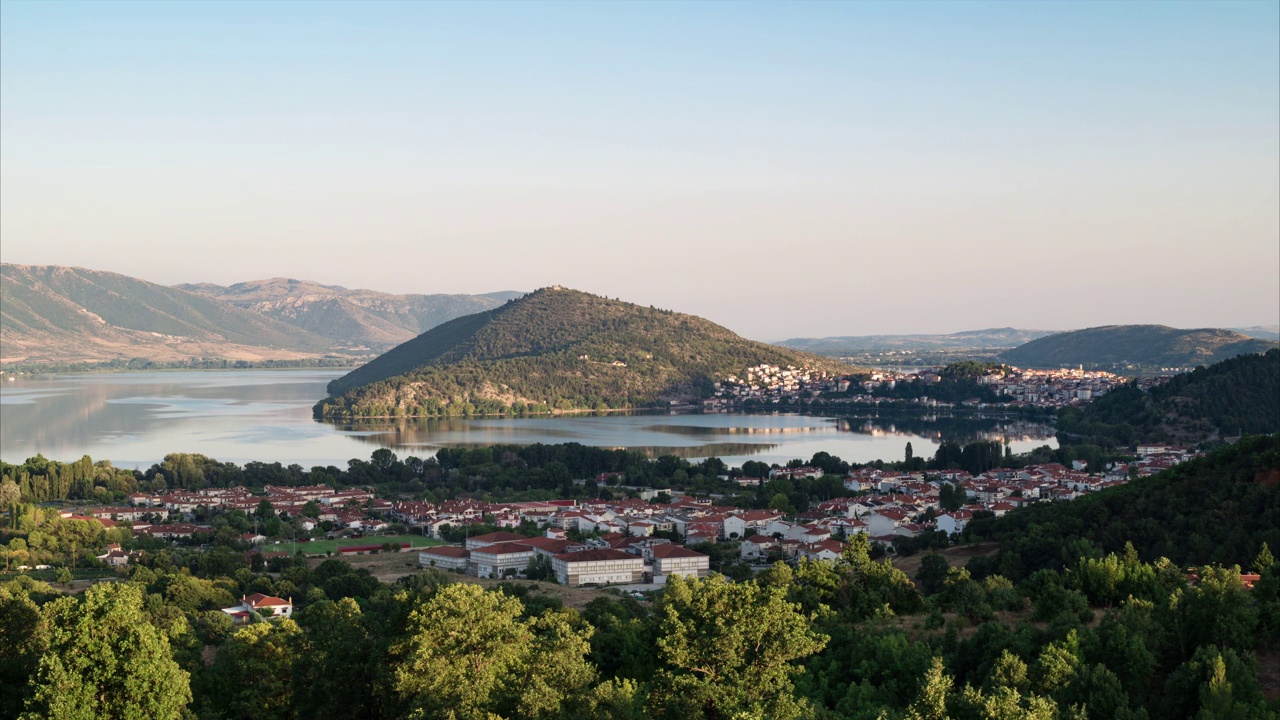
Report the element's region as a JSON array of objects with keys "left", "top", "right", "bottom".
[
  {"left": 1000, "top": 324, "right": 1276, "bottom": 371},
  {"left": 1, "top": 264, "right": 332, "bottom": 364},
  {"left": 1056, "top": 348, "right": 1280, "bottom": 447},
  {"left": 777, "top": 327, "right": 1054, "bottom": 355},
  {"left": 177, "top": 278, "right": 523, "bottom": 349},
  {"left": 317, "top": 287, "right": 857, "bottom": 417}
]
